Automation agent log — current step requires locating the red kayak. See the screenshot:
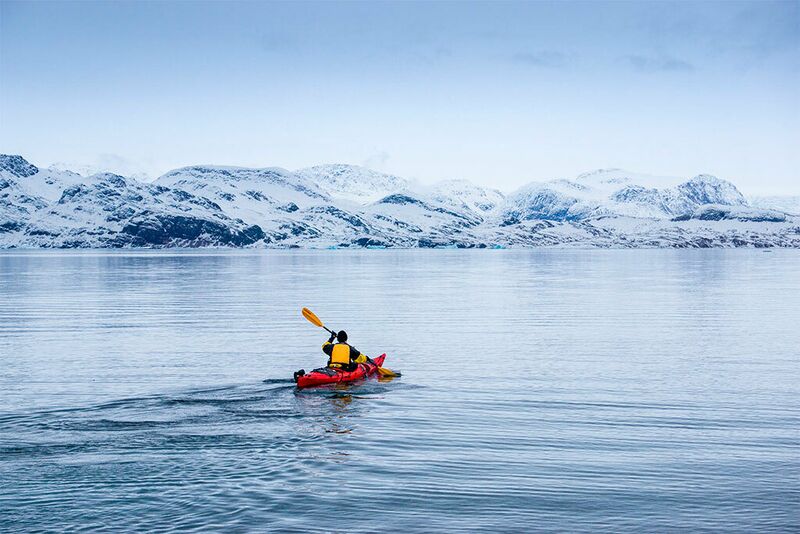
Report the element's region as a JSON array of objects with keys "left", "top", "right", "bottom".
[{"left": 294, "top": 354, "right": 386, "bottom": 389}]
